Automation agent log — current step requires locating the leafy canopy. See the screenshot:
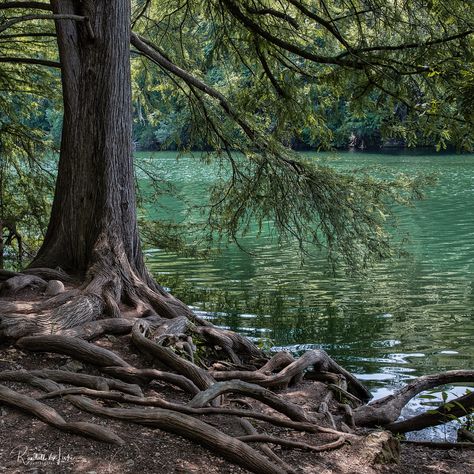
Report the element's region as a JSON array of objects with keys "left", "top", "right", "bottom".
[{"left": 0, "top": 0, "right": 473, "bottom": 270}]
